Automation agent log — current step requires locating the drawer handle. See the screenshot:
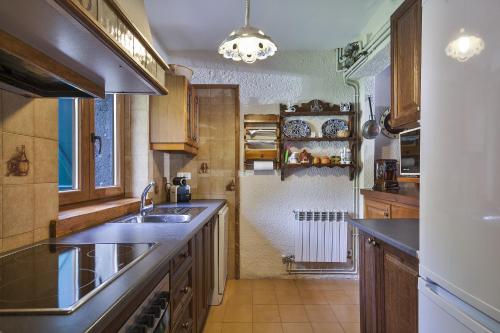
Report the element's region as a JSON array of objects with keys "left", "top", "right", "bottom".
[
  {"left": 179, "top": 252, "right": 188, "bottom": 258},
  {"left": 182, "top": 320, "right": 192, "bottom": 329},
  {"left": 384, "top": 211, "right": 389, "bottom": 218},
  {"left": 367, "top": 238, "right": 378, "bottom": 247},
  {"left": 182, "top": 286, "right": 191, "bottom": 294}
]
